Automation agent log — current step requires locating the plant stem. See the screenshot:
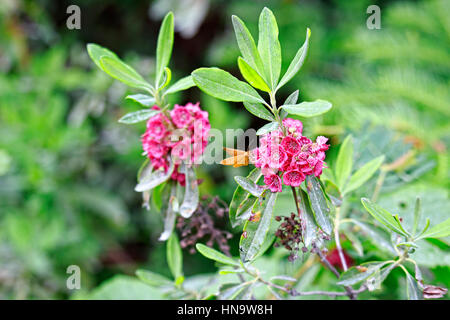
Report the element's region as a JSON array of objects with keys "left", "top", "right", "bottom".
[
  {"left": 291, "top": 186, "right": 302, "bottom": 218},
  {"left": 334, "top": 206, "right": 348, "bottom": 272},
  {"left": 314, "top": 245, "right": 357, "bottom": 299},
  {"left": 371, "top": 169, "right": 386, "bottom": 202}
]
